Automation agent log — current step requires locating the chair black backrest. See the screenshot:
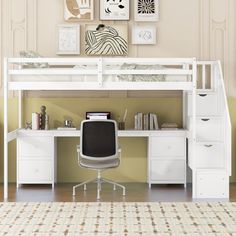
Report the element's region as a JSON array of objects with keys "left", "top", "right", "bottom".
[{"left": 81, "top": 120, "right": 117, "bottom": 158}]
